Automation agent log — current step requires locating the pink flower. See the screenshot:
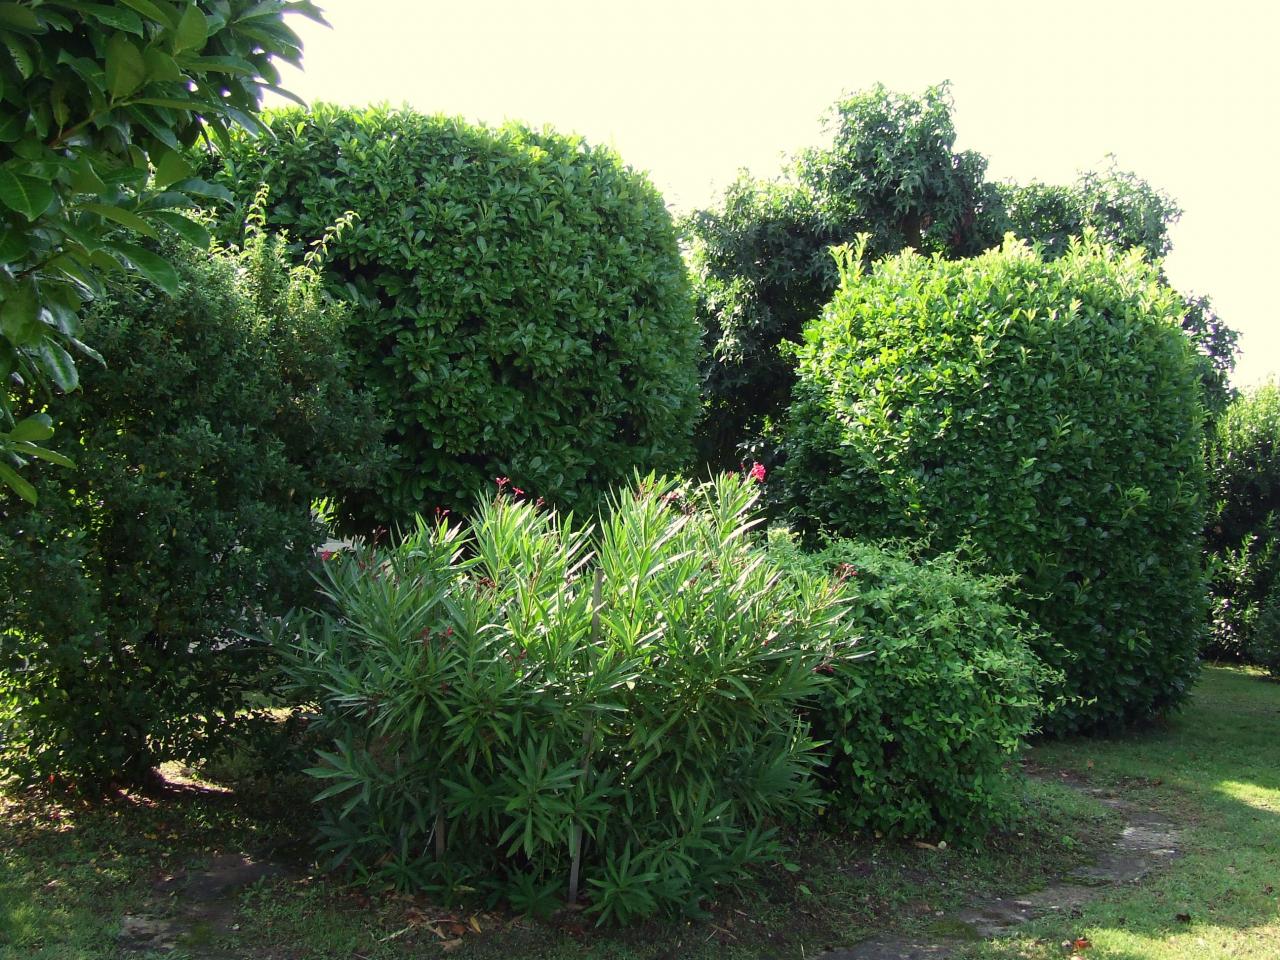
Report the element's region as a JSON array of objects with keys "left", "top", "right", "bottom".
[
  {"left": 495, "top": 476, "right": 510, "bottom": 490},
  {"left": 513, "top": 487, "right": 524, "bottom": 497},
  {"left": 747, "top": 462, "right": 766, "bottom": 483},
  {"left": 320, "top": 549, "right": 337, "bottom": 561}
]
